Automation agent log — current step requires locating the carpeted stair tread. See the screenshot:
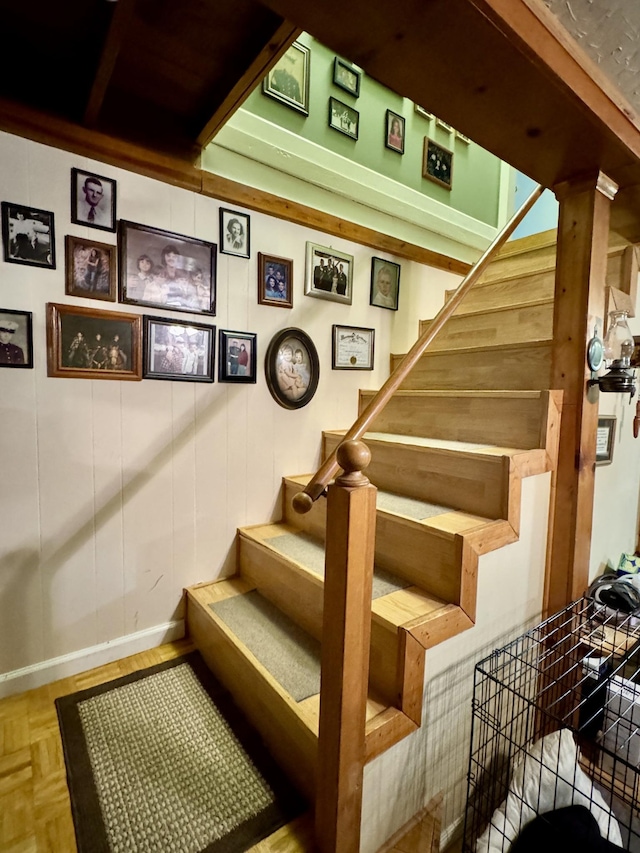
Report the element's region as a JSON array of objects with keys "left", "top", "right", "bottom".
[
  {"left": 265, "top": 530, "right": 410, "bottom": 599},
  {"left": 209, "top": 589, "right": 321, "bottom": 702},
  {"left": 375, "top": 490, "right": 451, "bottom": 520}
]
